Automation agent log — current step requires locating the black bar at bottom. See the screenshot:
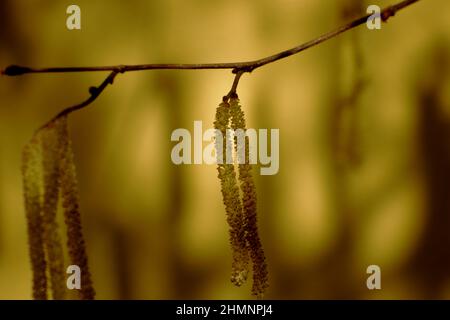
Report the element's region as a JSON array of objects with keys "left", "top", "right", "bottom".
[{"left": 0, "top": 300, "right": 445, "bottom": 319}]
